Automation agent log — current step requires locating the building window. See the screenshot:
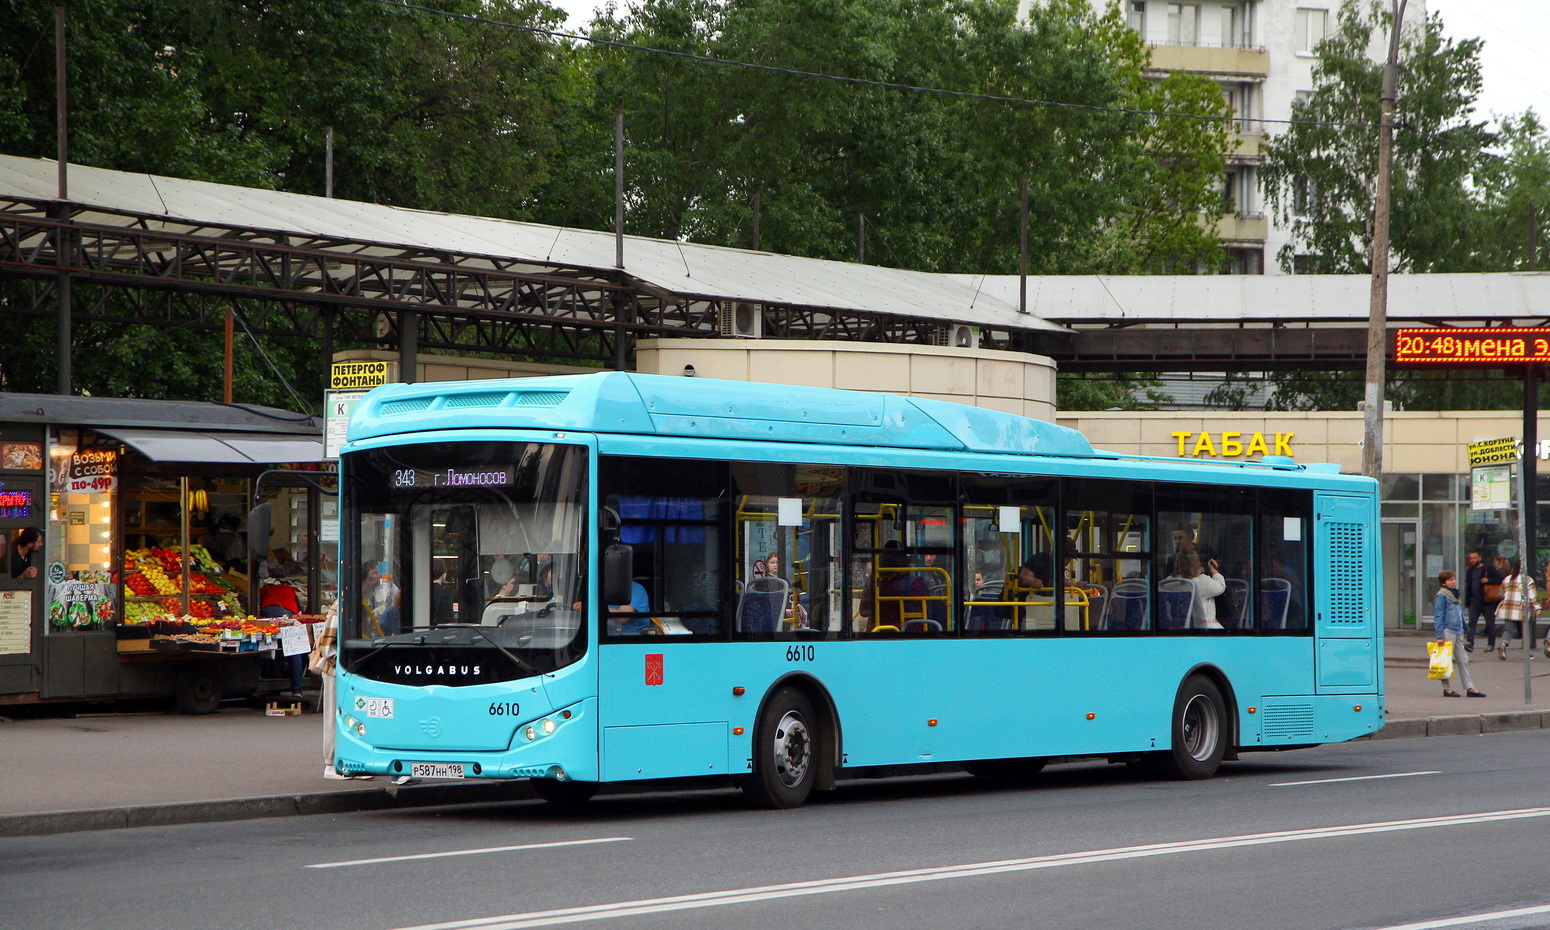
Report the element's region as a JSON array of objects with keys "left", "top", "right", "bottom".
[
  {"left": 1222, "top": 168, "right": 1255, "bottom": 216},
  {"left": 1220, "top": 5, "right": 1238, "bottom": 48},
  {"left": 1295, "top": 7, "right": 1328, "bottom": 54},
  {"left": 1167, "top": 3, "right": 1200, "bottom": 46},
  {"left": 1292, "top": 175, "right": 1316, "bottom": 216},
  {"left": 1221, "top": 247, "right": 1263, "bottom": 275},
  {"left": 1223, "top": 82, "right": 1255, "bottom": 131},
  {"left": 1129, "top": 1, "right": 1146, "bottom": 37}
]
